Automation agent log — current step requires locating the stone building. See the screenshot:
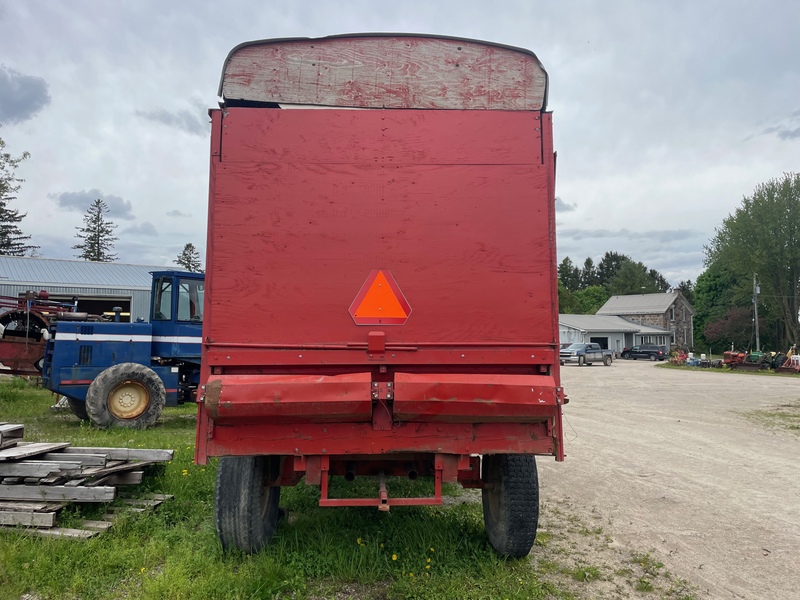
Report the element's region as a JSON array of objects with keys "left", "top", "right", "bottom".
[{"left": 596, "top": 292, "right": 696, "bottom": 349}]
